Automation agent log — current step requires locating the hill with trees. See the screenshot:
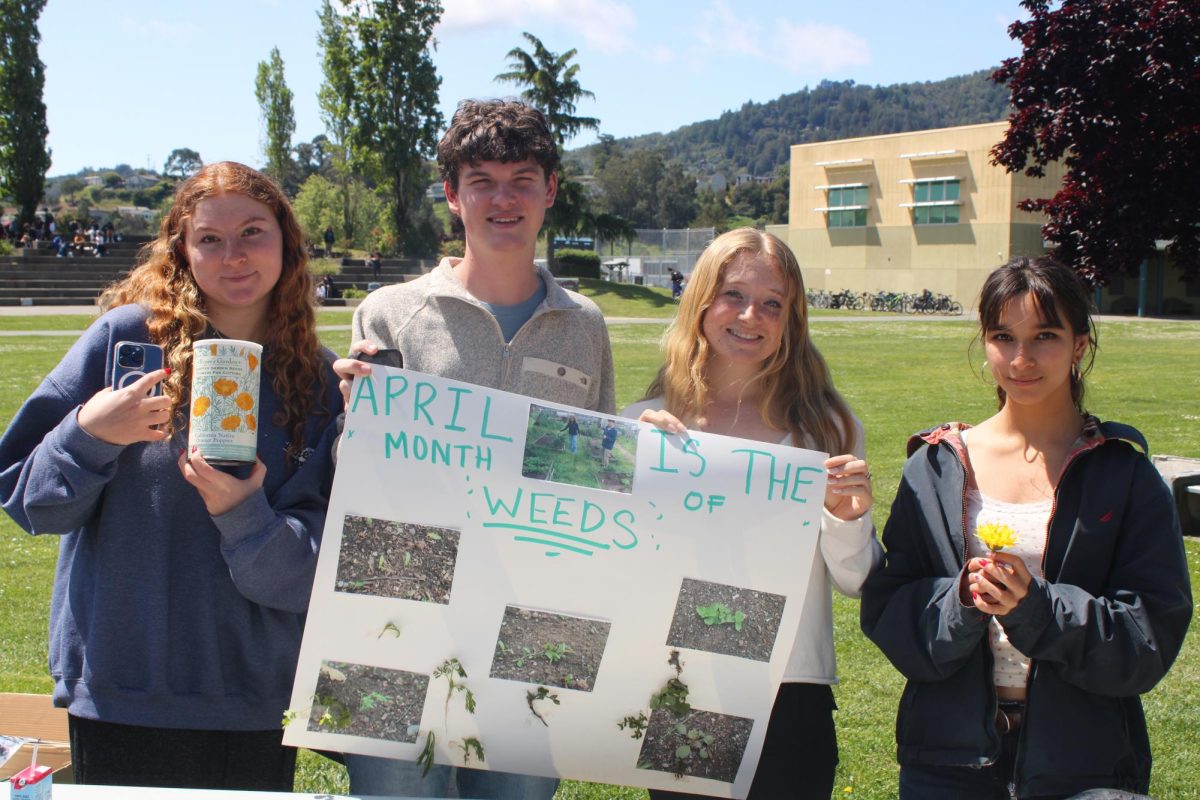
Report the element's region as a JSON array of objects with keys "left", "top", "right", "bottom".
[{"left": 570, "top": 69, "right": 1010, "bottom": 180}]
